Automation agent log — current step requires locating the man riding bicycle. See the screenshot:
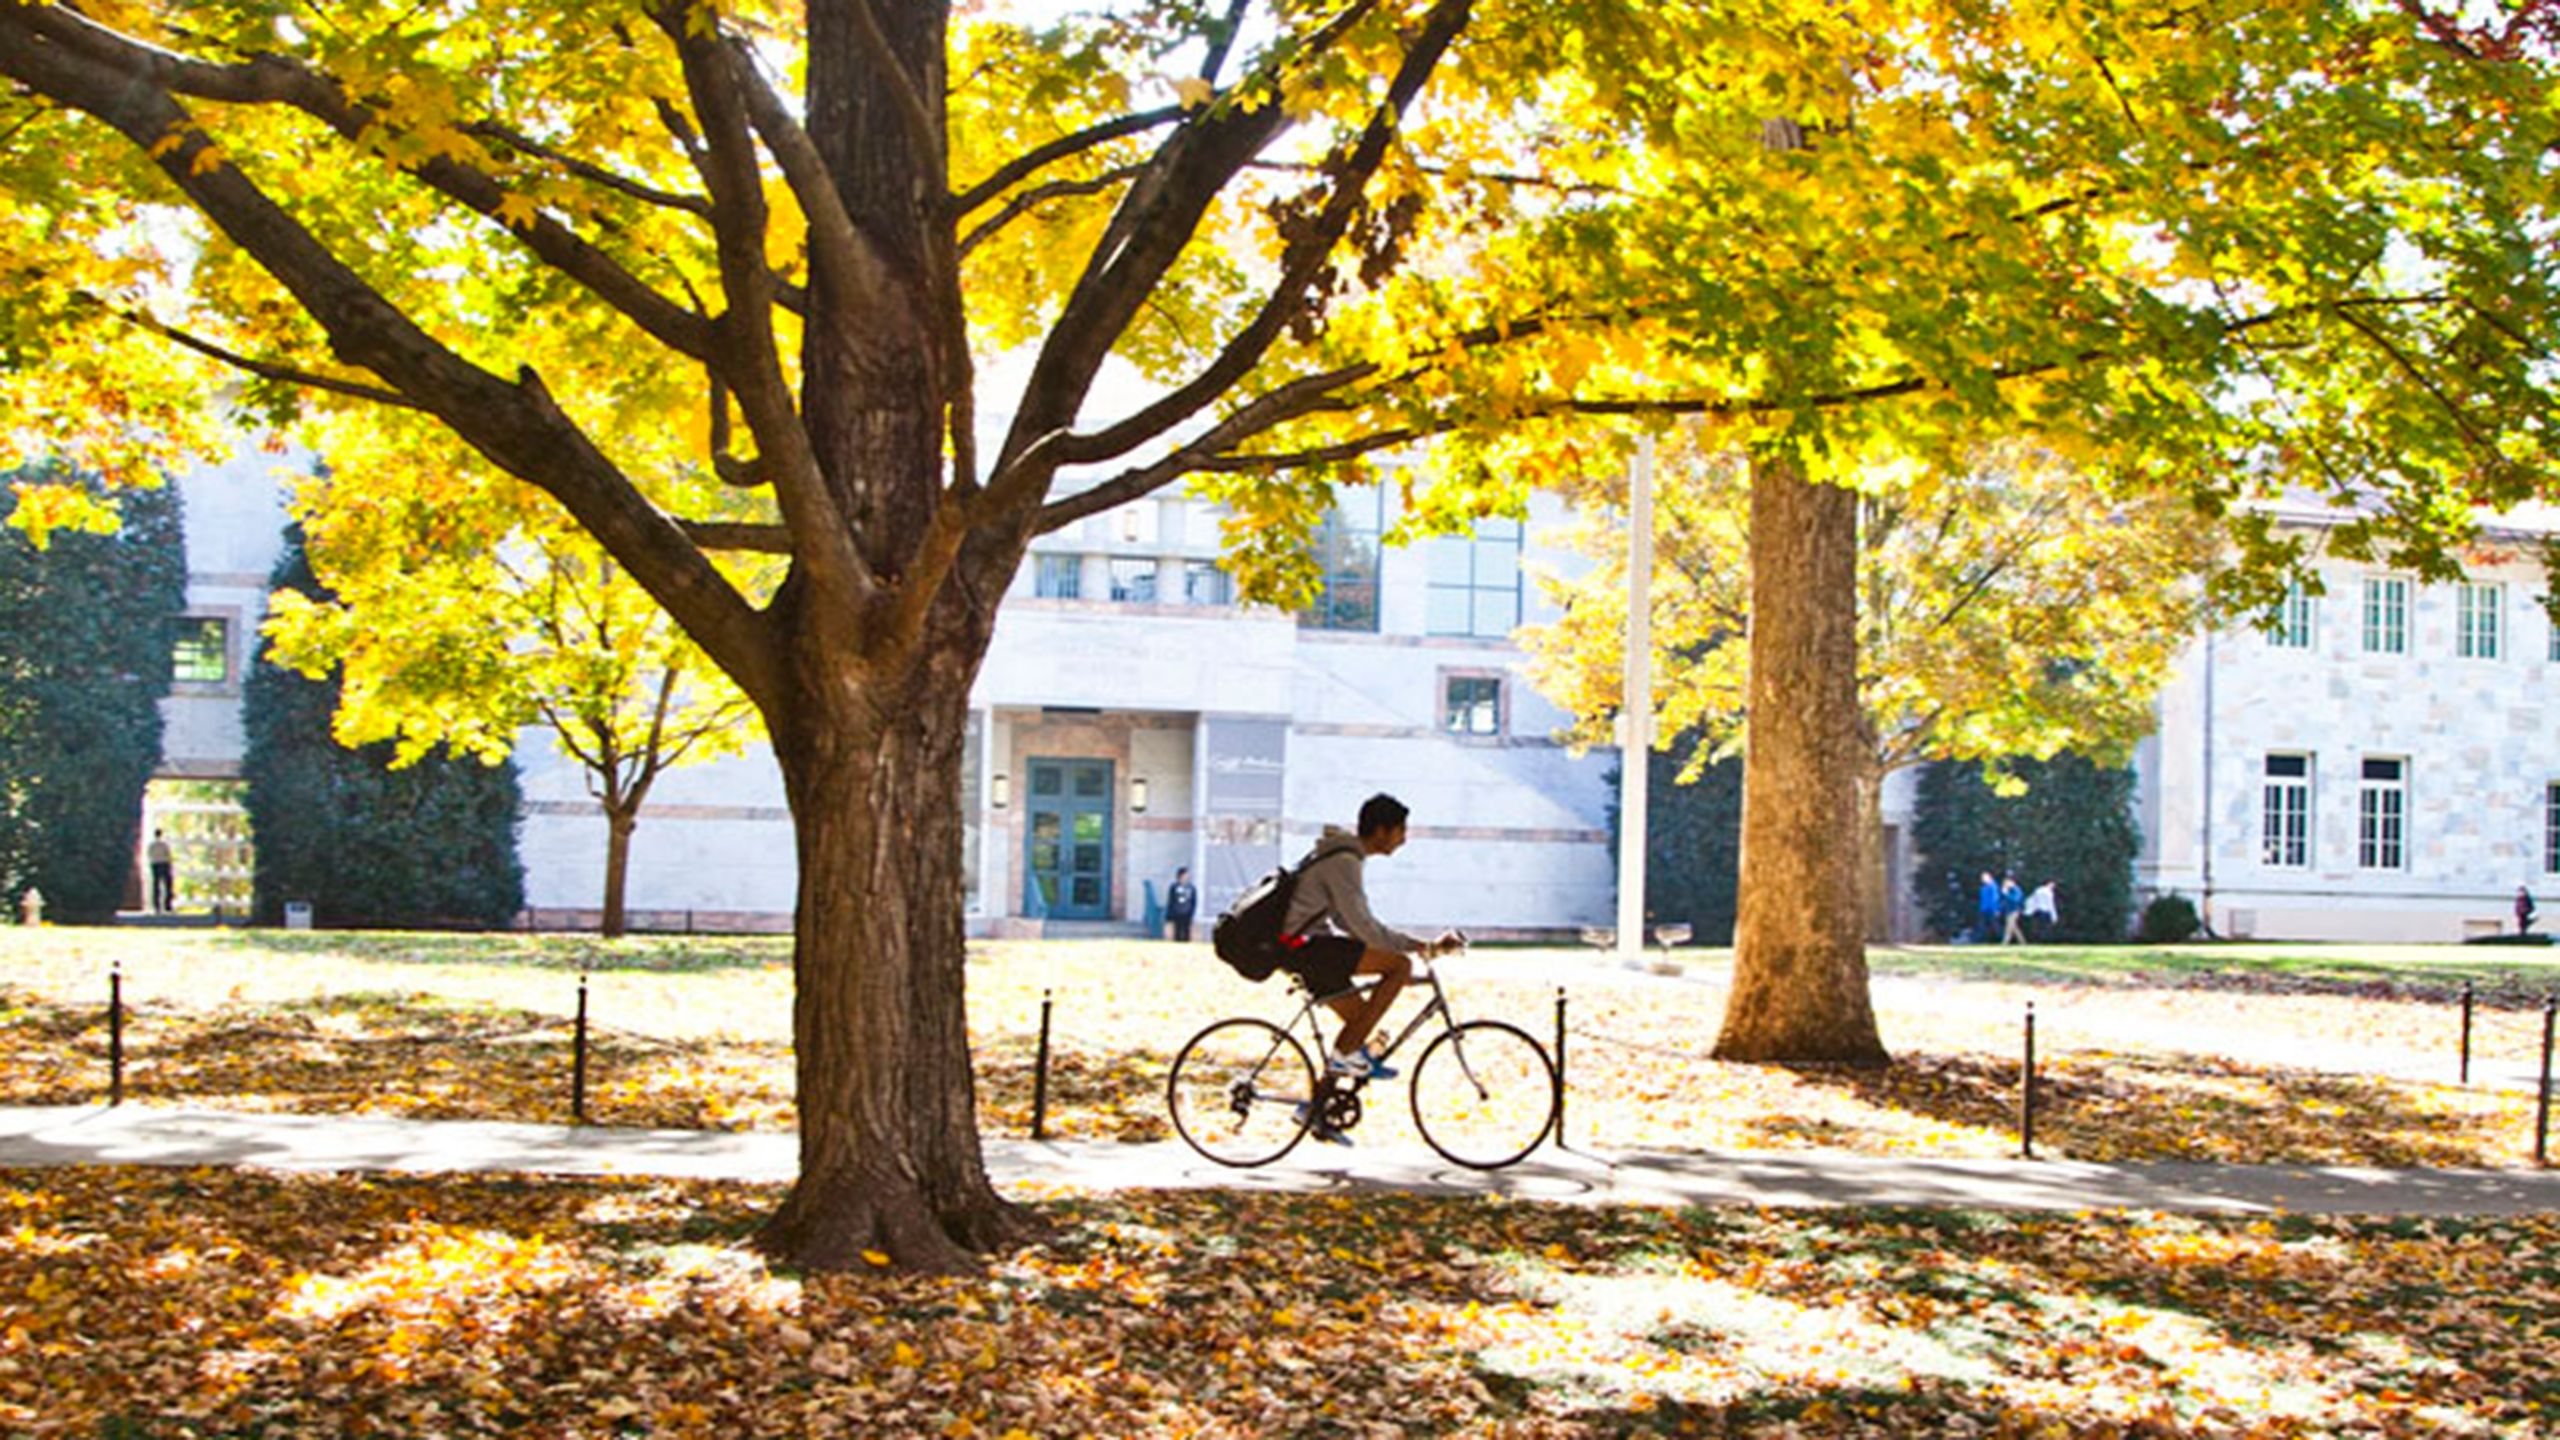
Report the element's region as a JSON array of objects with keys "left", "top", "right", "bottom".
[{"left": 1277, "top": 793, "right": 1460, "bottom": 1095}]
